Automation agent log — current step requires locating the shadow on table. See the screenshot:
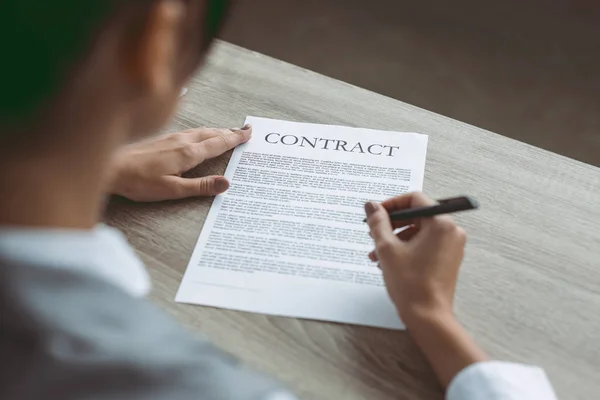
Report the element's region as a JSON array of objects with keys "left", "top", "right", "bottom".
[{"left": 341, "top": 325, "right": 443, "bottom": 399}]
